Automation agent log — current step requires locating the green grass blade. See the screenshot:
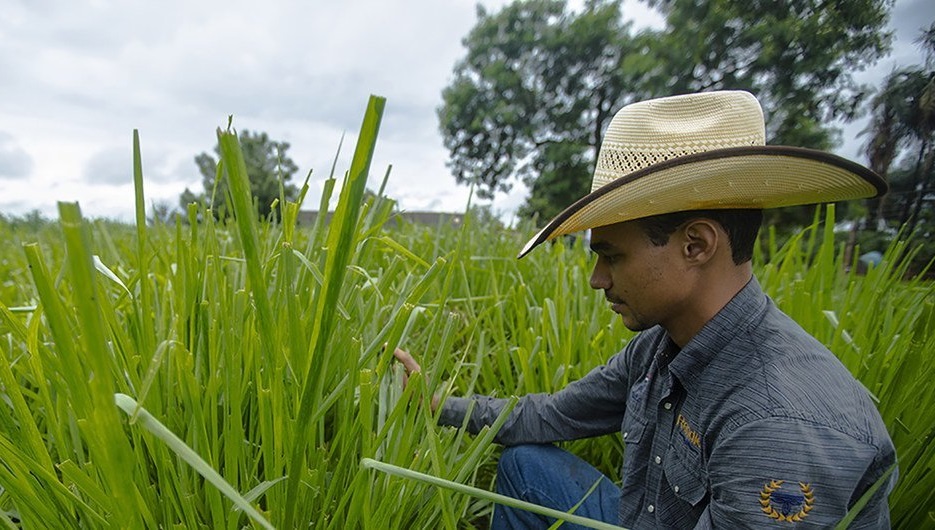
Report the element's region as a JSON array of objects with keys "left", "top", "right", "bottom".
[
  {"left": 0, "top": 340, "right": 53, "bottom": 470},
  {"left": 57, "top": 202, "right": 141, "bottom": 527},
  {"left": 216, "top": 126, "right": 278, "bottom": 368},
  {"left": 361, "top": 458, "right": 625, "bottom": 530},
  {"left": 114, "top": 393, "right": 275, "bottom": 530},
  {"left": 833, "top": 463, "right": 898, "bottom": 529},
  {"left": 92, "top": 255, "right": 131, "bottom": 296},
  {"left": 283, "top": 95, "right": 385, "bottom": 529},
  {"left": 548, "top": 476, "right": 605, "bottom": 530},
  {"left": 373, "top": 235, "right": 430, "bottom": 269},
  {"left": 132, "top": 129, "right": 156, "bottom": 362}
]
